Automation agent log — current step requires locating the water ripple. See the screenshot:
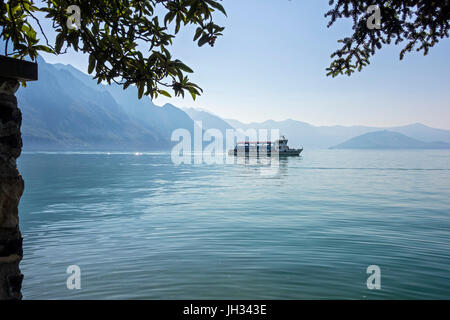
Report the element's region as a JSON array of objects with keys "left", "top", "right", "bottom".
[{"left": 17, "top": 150, "right": 450, "bottom": 299}]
